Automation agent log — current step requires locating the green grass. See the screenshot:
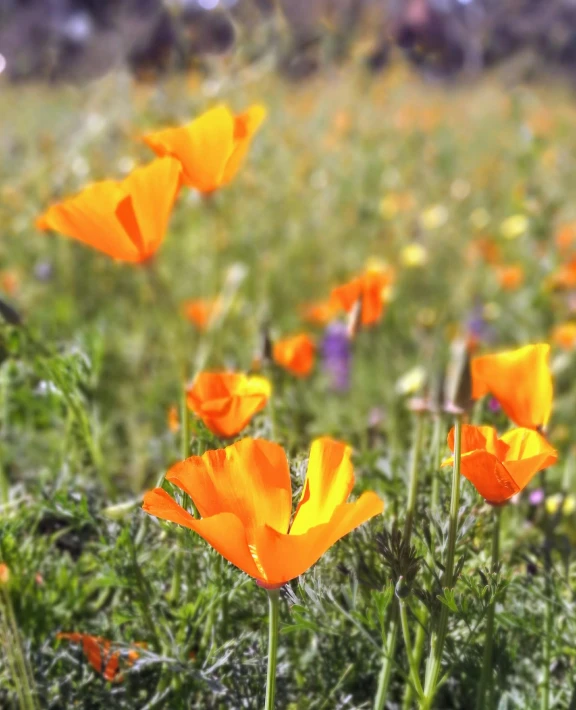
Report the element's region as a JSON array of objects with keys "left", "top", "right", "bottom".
[{"left": 1, "top": 65, "right": 576, "bottom": 708}]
